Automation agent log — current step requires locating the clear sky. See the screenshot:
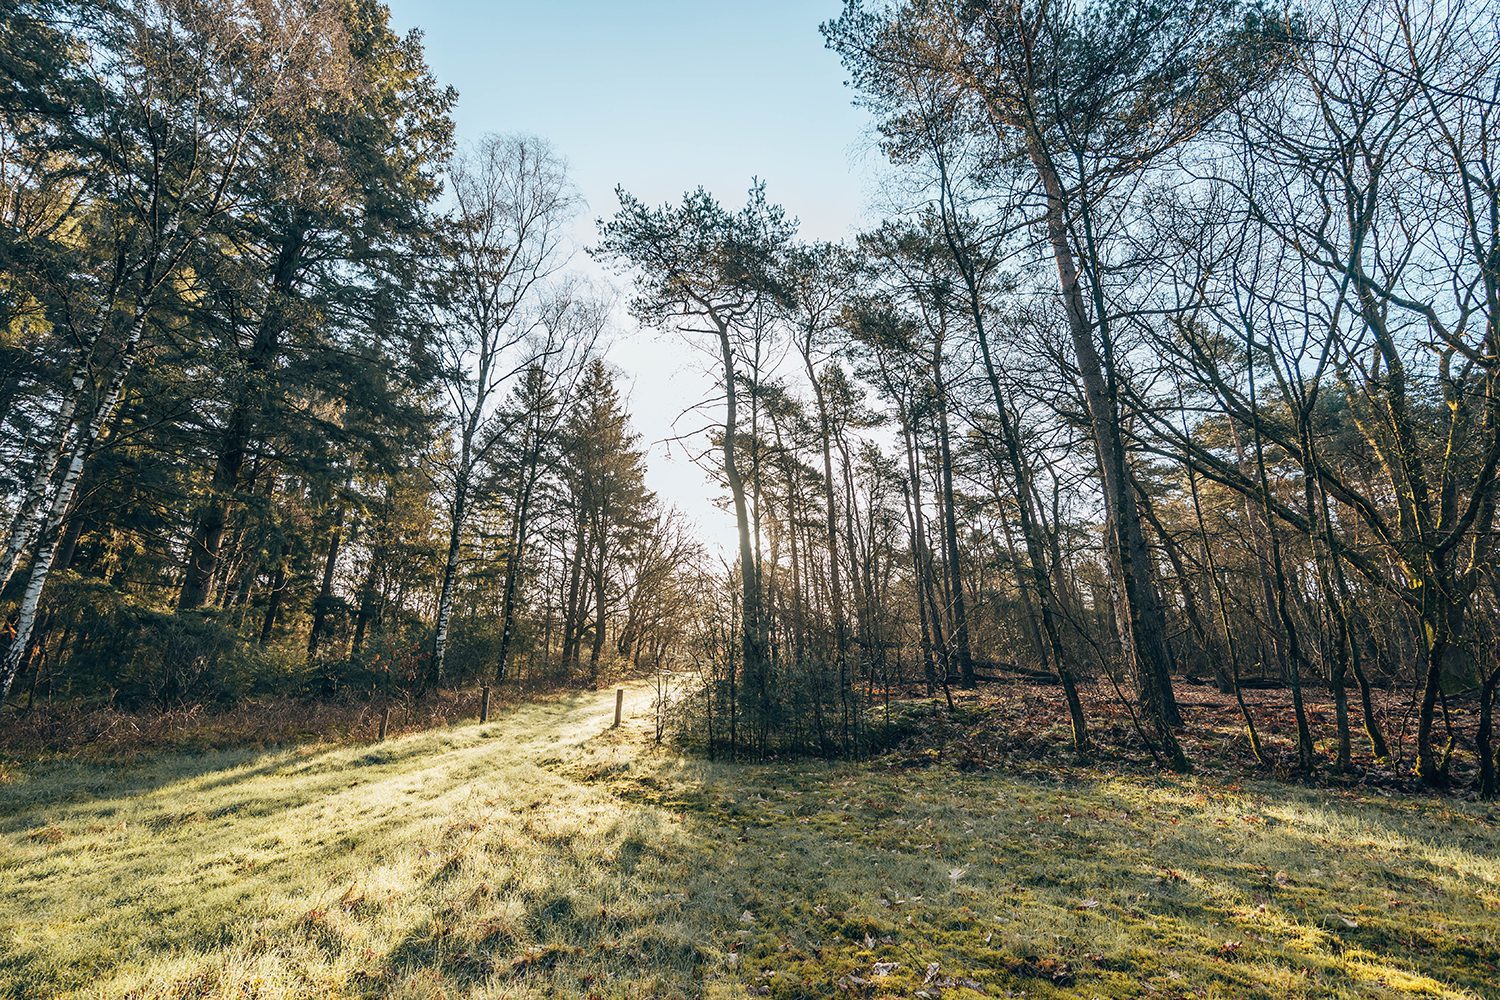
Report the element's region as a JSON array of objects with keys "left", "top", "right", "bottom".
[{"left": 385, "top": 0, "right": 879, "bottom": 551}]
